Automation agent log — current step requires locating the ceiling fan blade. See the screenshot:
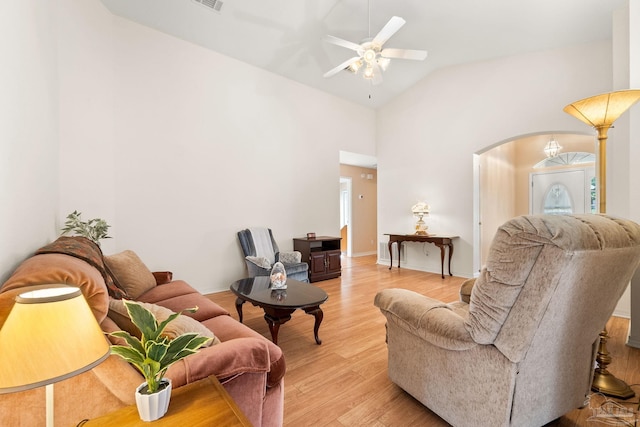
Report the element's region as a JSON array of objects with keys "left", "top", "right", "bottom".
[
  {"left": 324, "top": 35, "right": 362, "bottom": 52},
  {"left": 323, "top": 57, "right": 361, "bottom": 78},
  {"left": 372, "top": 16, "right": 406, "bottom": 47},
  {"left": 381, "top": 48, "right": 428, "bottom": 61}
]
